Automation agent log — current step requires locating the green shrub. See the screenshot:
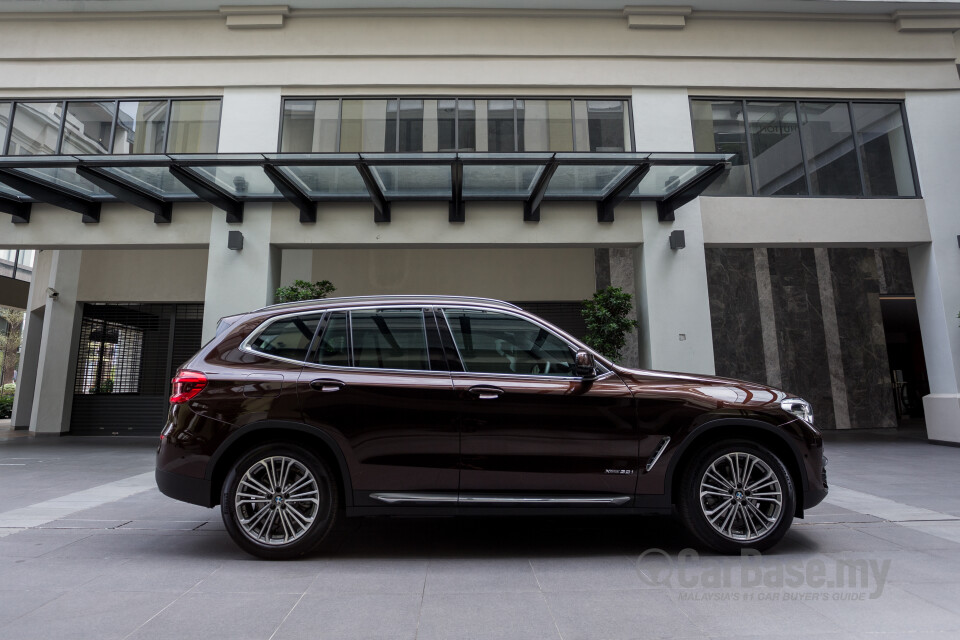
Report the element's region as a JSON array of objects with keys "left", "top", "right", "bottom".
[
  {"left": 581, "top": 286, "right": 639, "bottom": 362},
  {"left": 275, "top": 279, "right": 336, "bottom": 303},
  {"left": 0, "top": 395, "right": 12, "bottom": 419}
]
